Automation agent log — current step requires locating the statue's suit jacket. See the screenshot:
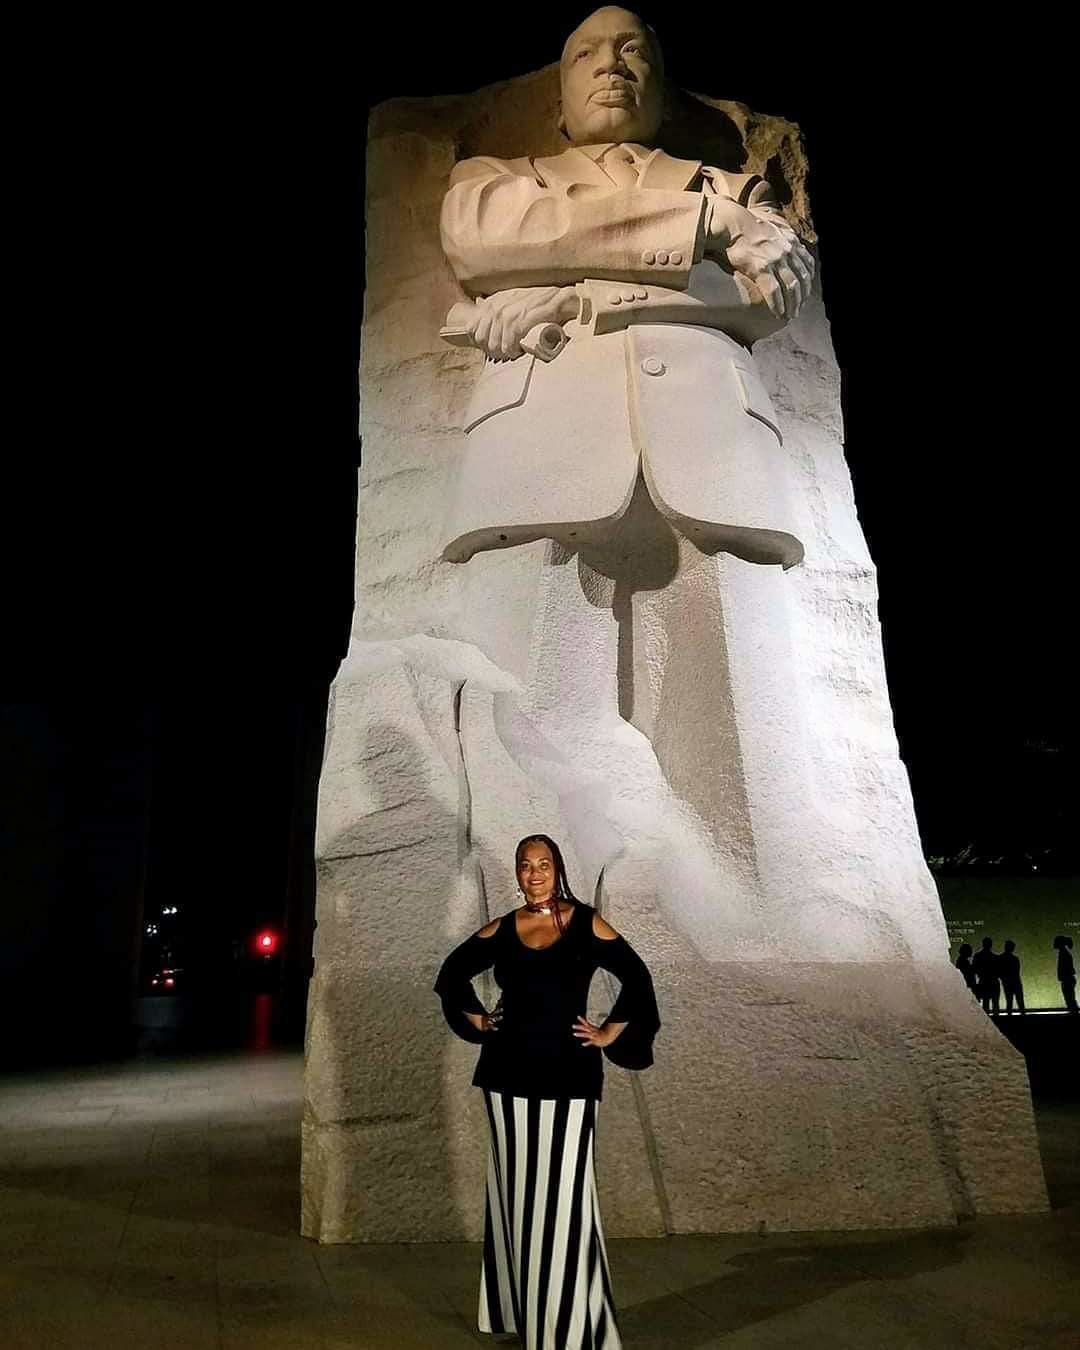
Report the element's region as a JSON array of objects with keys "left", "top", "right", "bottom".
[{"left": 439, "top": 145, "right": 806, "bottom": 568}]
